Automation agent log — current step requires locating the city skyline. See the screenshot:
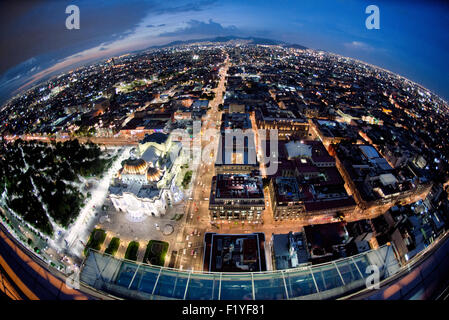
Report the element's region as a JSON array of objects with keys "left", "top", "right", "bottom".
[{"left": 1, "top": 0, "right": 449, "bottom": 106}]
